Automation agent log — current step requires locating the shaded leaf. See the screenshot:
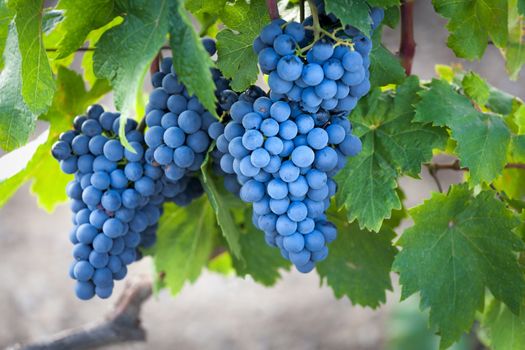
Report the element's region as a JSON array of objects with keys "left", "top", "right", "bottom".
[
  {"left": 153, "top": 199, "right": 217, "bottom": 295},
  {"left": 393, "top": 184, "right": 524, "bottom": 349}
]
